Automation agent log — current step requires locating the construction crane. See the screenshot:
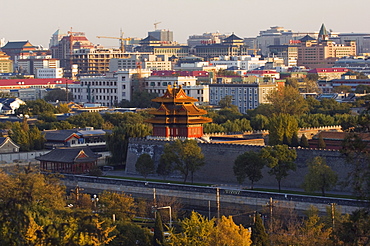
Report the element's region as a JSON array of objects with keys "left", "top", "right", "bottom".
[
  {"left": 96, "top": 32, "right": 131, "bottom": 53},
  {"left": 153, "top": 21, "right": 161, "bottom": 30}
]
